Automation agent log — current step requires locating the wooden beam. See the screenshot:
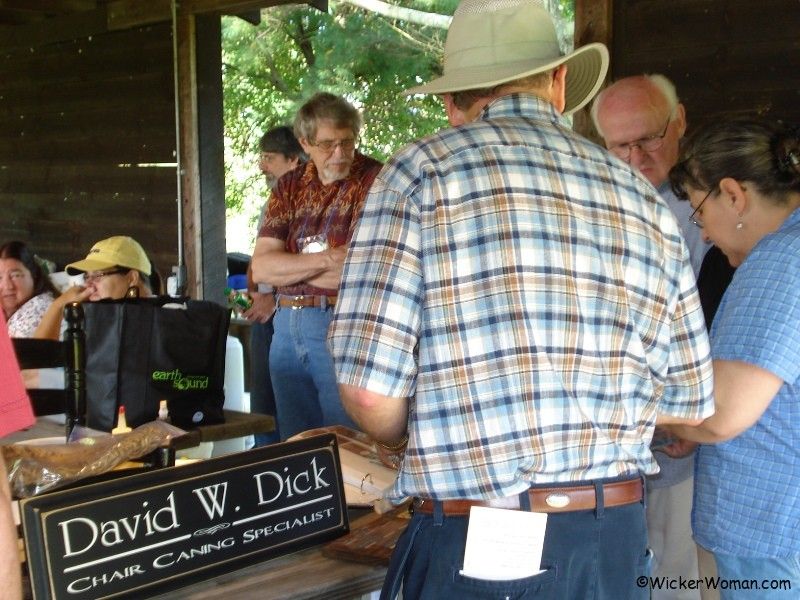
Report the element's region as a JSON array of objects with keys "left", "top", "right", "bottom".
[
  {"left": 573, "top": 0, "right": 613, "bottom": 139},
  {"left": 183, "top": 0, "right": 325, "bottom": 15},
  {"left": 0, "top": 0, "right": 97, "bottom": 12},
  {"left": 0, "top": 8, "right": 106, "bottom": 51},
  {"left": 106, "top": 0, "right": 327, "bottom": 29},
  {"left": 0, "top": 10, "right": 47, "bottom": 26},
  {"left": 106, "top": 0, "right": 171, "bottom": 31},
  {"left": 0, "top": 0, "right": 325, "bottom": 50},
  {"left": 234, "top": 9, "right": 261, "bottom": 25}
]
